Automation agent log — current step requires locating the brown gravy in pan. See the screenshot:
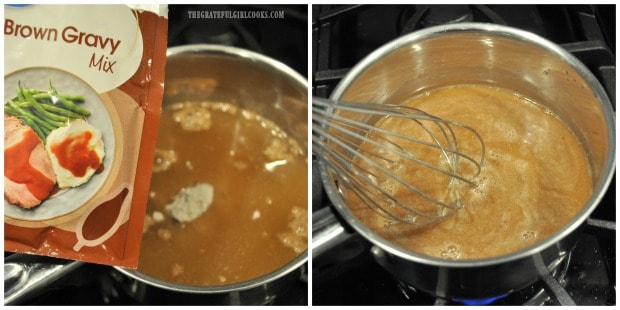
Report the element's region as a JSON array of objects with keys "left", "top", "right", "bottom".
[{"left": 348, "top": 85, "right": 592, "bottom": 259}]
